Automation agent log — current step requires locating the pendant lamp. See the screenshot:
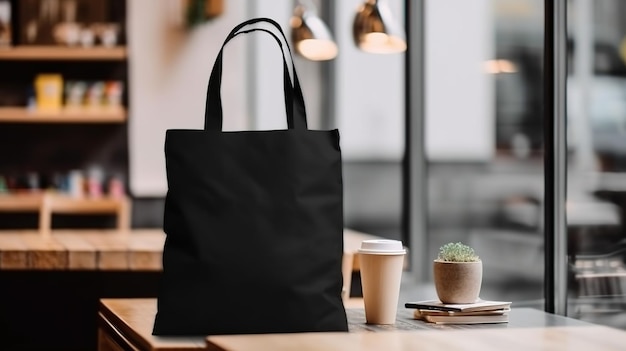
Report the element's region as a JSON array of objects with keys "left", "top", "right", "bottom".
[
  {"left": 290, "top": 2, "right": 338, "bottom": 61},
  {"left": 353, "top": 0, "right": 406, "bottom": 54}
]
